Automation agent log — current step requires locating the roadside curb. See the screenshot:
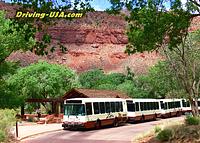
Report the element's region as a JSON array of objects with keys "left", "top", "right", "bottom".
[{"left": 17, "top": 128, "right": 63, "bottom": 141}]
